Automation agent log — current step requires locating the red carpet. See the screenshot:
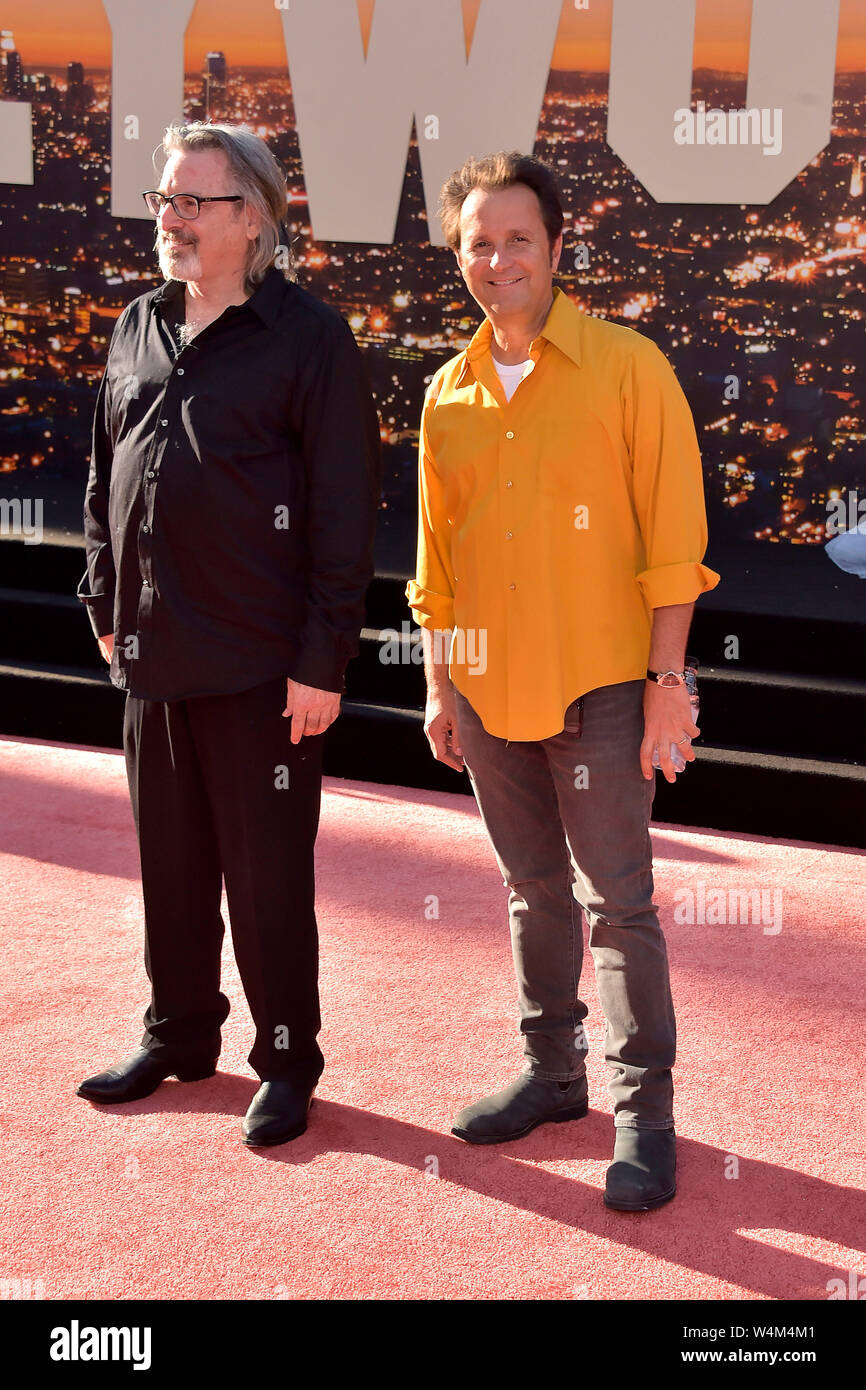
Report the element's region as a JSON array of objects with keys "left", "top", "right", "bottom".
[{"left": 1, "top": 734, "right": 863, "bottom": 1301}]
